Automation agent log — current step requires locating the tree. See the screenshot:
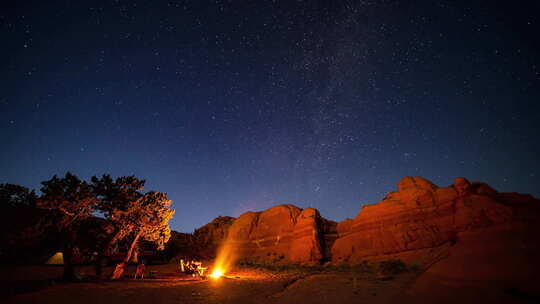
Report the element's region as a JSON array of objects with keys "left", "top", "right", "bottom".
[
  {"left": 0, "top": 184, "right": 37, "bottom": 207},
  {"left": 0, "top": 184, "right": 41, "bottom": 263},
  {"left": 91, "top": 175, "right": 174, "bottom": 279},
  {"left": 110, "top": 191, "right": 174, "bottom": 279},
  {"left": 32, "top": 172, "right": 174, "bottom": 281},
  {"left": 91, "top": 174, "right": 145, "bottom": 277},
  {"left": 38, "top": 172, "right": 97, "bottom": 281}
]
